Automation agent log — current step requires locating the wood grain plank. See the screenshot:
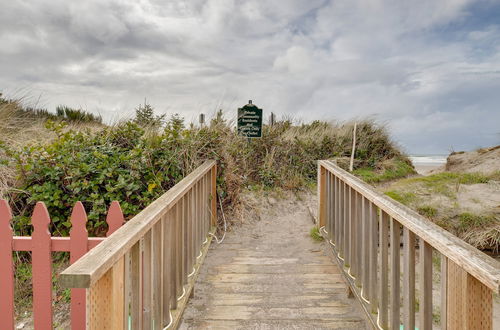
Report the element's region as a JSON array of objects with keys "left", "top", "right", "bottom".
[
  {"left": 369, "top": 202, "right": 378, "bottom": 312},
  {"left": 318, "top": 164, "right": 326, "bottom": 228},
  {"left": 379, "top": 211, "right": 389, "bottom": 328},
  {"left": 403, "top": 227, "right": 415, "bottom": 330},
  {"left": 390, "top": 218, "right": 401, "bottom": 329},
  {"left": 130, "top": 241, "right": 142, "bottom": 330},
  {"left": 419, "top": 241, "right": 433, "bottom": 330}
]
